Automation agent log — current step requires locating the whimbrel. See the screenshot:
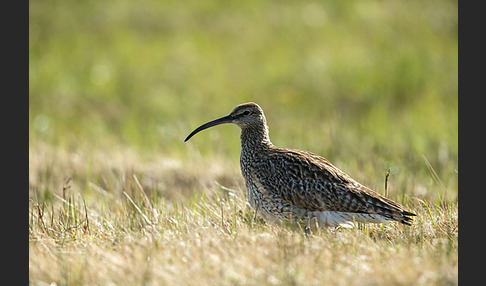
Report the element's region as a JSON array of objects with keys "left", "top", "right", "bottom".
[{"left": 185, "top": 102, "right": 416, "bottom": 228}]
